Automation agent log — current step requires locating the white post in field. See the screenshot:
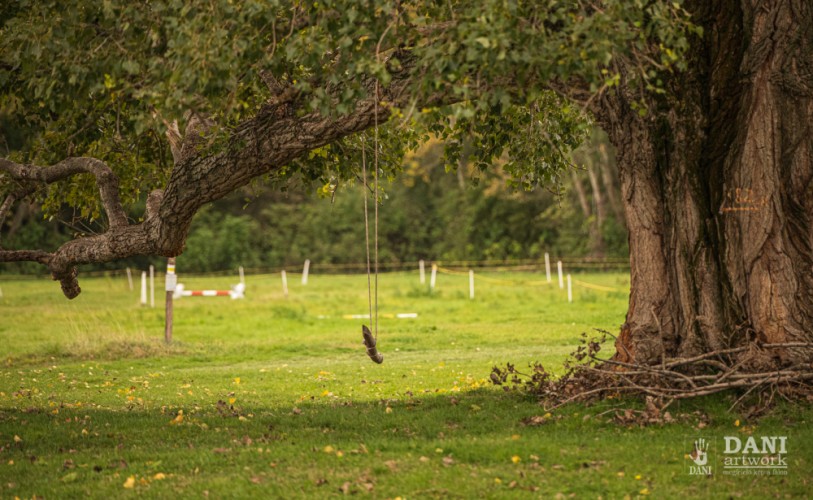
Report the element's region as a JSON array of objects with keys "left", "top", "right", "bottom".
[
  {"left": 557, "top": 261, "right": 564, "bottom": 289},
  {"left": 430, "top": 264, "right": 438, "bottom": 289},
  {"left": 419, "top": 260, "right": 425, "bottom": 284},
  {"left": 238, "top": 266, "right": 245, "bottom": 285},
  {"left": 0, "top": 286, "right": 3, "bottom": 299},
  {"left": 567, "top": 274, "right": 573, "bottom": 303},
  {"left": 301, "top": 259, "right": 310, "bottom": 285},
  {"left": 140, "top": 271, "right": 147, "bottom": 306},
  {"left": 544, "top": 253, "right": 551, "bottom": 282},
  {"left": 281, "top": 270, "right": 289, "bottom": 297},
  {"left": 149, "top": 265, "right": 155, "bottom": 308},
  {"left": 469, "top": 270, "right": 475, "bottom": 300},
  {"left": 126, "top": 267, "right": 133, "bottom": 291}
]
